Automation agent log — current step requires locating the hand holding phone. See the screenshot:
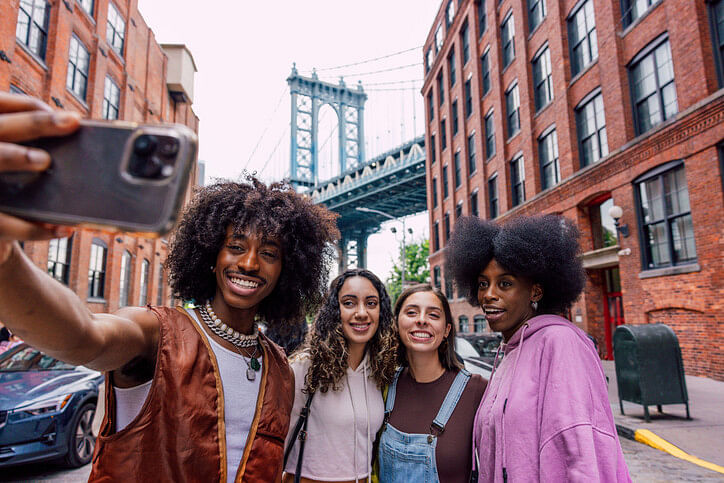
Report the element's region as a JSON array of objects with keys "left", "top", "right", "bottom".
[{"left": 0, "top": 93, "right": 80, "bottom": 255}]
